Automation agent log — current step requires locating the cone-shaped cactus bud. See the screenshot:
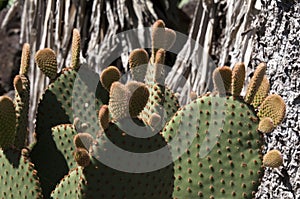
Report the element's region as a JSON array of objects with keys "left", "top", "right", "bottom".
[
  {"left": 0, "top": 96, "right": 16, "bottom": 148},
  {"left": 71, "top": 28, "right": 81, "bottom": 70},
  {"left": 20, "top": 43, "right": 30, "bottom": 75},
  {"left": 245, "top": 62, "right": 266, "bottom": 104},
  {"left": 100, "top": 66, "right": 121, "bottom": 92},
  {"left": 190, "top": 91, "right": 198, "bottom": 101},
  {"left": 129, "top": 48, "right": 149, "bottom": 82},
  {"left": 154, "top": 48, "right": 166, "bottom": 82},
  {"left": 231, "top": 62, "right": 245, "bottom": 96},
  {"left": 164, "top": 28, "right": 176, "bottom": 50},
  {"left": 258, "top": 94, "right": 286, "bottom": 126},
  {"left": 148, "top": 113, "right": 161, "bottom": 129},
  {"left": 258, "top": 117, "right": 275, "bottom": 133},
  {"left": 126, "top": 81, "right": 150, "bottom": 118},
  {"left": 74, "top": 147, "right": 90, "bottom": 167},
  {"left": 98, "top": 105, "right": 109, "bottom": 130},
  {"left": 109, "top": 82, "right": 131, "bottom": 121},
  {"left": 73, "top": 133, "right": 94, "bottom": 150},
  {"left": 251, "top": 76, "right": 270, "bottom": 108},
  {"left": 213, "top": 66, "right": 232, "bottom": 95},
  {"left": 263, "top": 149, "right": 283, "bottom": 168},
  {"left": 35, "top": 48, "right": 58, "bottom": 80}
]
